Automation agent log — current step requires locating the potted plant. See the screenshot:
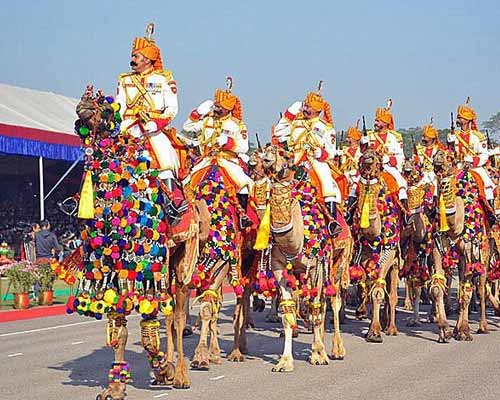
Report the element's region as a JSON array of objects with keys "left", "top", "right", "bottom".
[
  {"left": 35, "top": 262, "right": 57, "bottom": 306},
  {"left": 4, "top": 262, "right": 35, "bottom": 309}
]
